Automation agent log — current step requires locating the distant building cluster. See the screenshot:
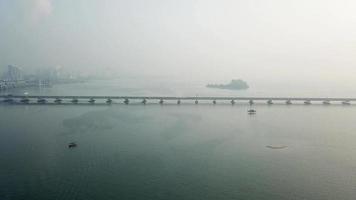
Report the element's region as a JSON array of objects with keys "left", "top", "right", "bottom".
[
  {"left": 3, "top": 65, "right": 24, "bottom": 81},
  {"left": 0, "top": 65, "right": 83, "bottom": 91},
  {"left": 0, "top": 65, "right": 26, "bottom": 90}
]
